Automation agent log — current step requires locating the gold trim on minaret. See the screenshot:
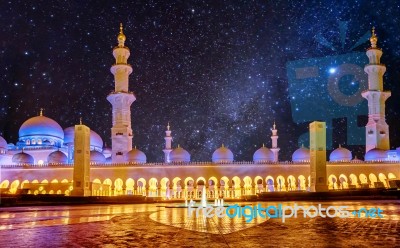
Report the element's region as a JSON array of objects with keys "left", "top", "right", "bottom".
[
  {"left": 117, "top": 23, "right": 126, "bottom": 47},
  {"left": 370, "top": 26, "right": 378, "bottom": 48}
]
